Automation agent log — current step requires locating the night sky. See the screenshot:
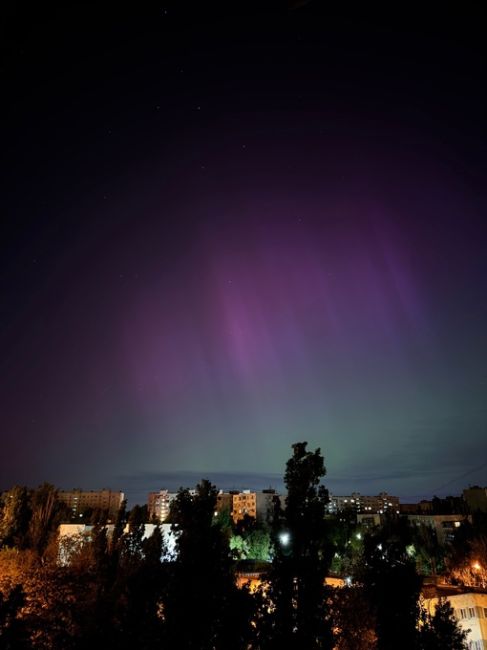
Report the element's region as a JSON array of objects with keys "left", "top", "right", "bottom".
[{"left": 2, "top": 3, "right": 486, "bottom": 504}]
